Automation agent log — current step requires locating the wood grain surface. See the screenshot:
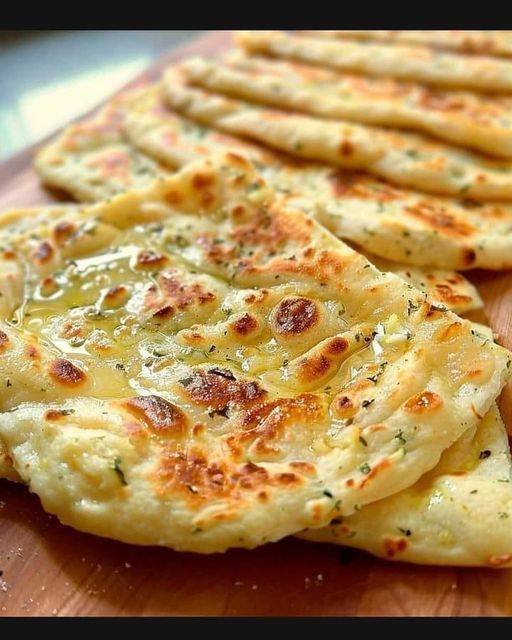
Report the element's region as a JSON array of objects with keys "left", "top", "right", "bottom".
[{"left": 1, "top": 30, "right": 512, "bottom": 618}]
